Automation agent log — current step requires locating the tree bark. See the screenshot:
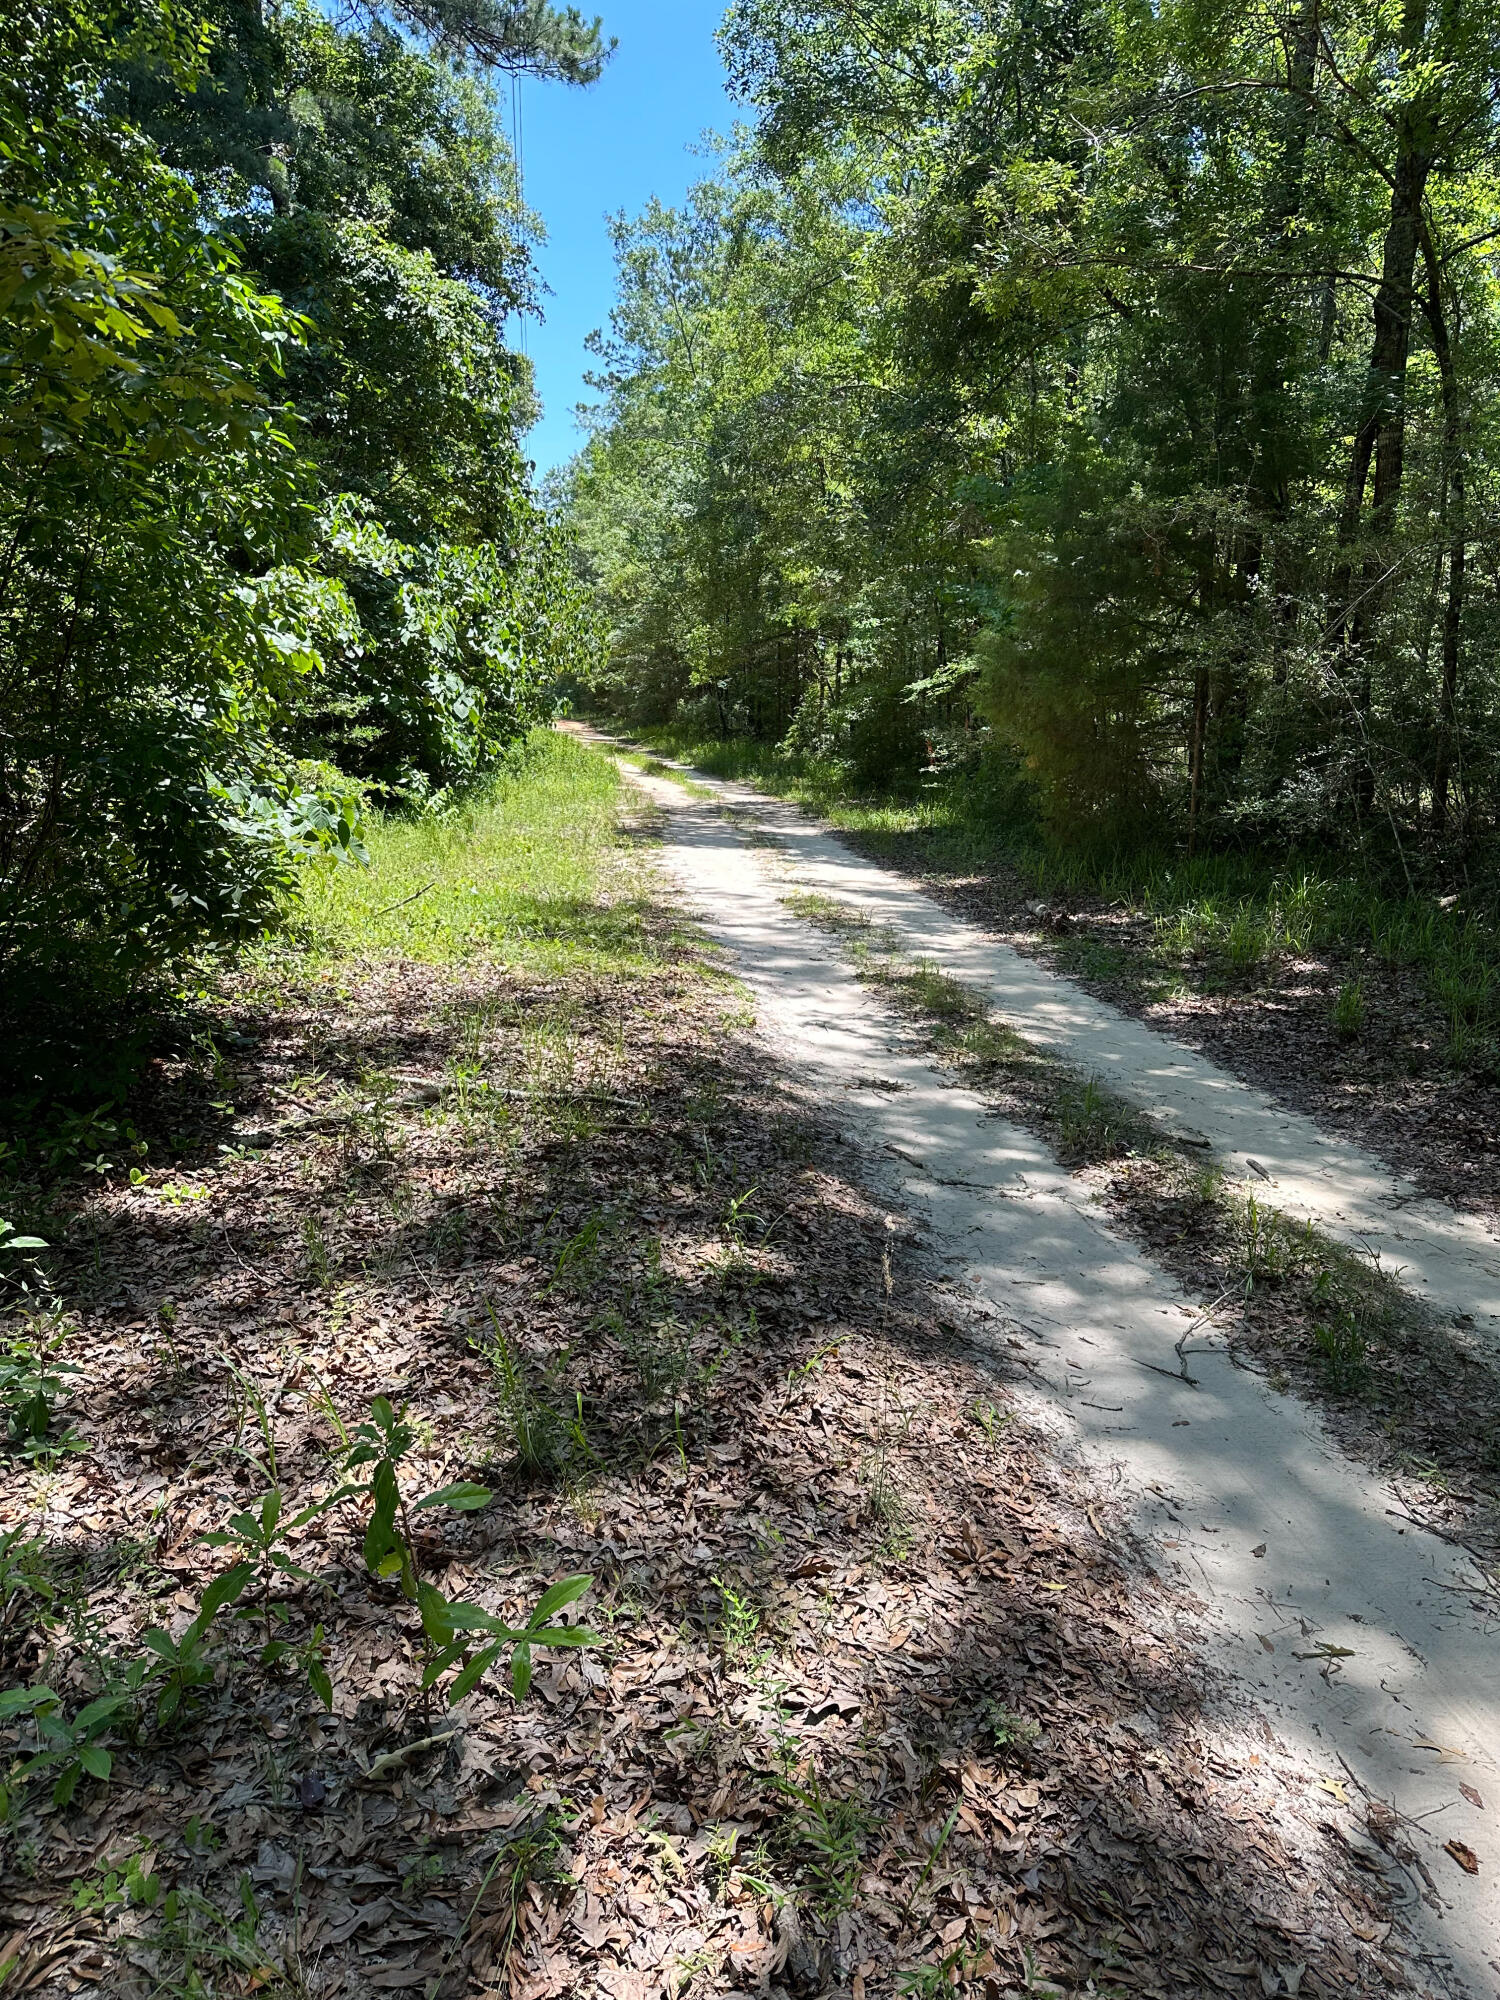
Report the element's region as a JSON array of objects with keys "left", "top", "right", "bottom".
[
  {"left": 1329, "top": 0, "right": 1434, "bottom": 690},
  {"left": 1331, "top": 150, "right": 1429, "bottom": 617},
  {"left": 1419, "top": 221, "right": 1465, "bottom": 836},
  {"left": 1326, "top": 115, "right": 1430, "bottom": 820},
  {"left": 1187, "top": 671, "right": 1209, "bottom": 855}
]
